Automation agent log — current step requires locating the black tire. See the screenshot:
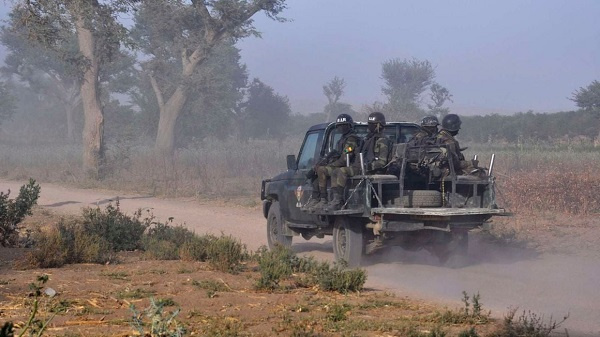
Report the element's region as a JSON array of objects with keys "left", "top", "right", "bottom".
[
  {"left": 333, "top": 216, "right": 364, "bottom": 267},
  {"left": 267, "top": 201, "right": 292, "bottom": 249}
]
